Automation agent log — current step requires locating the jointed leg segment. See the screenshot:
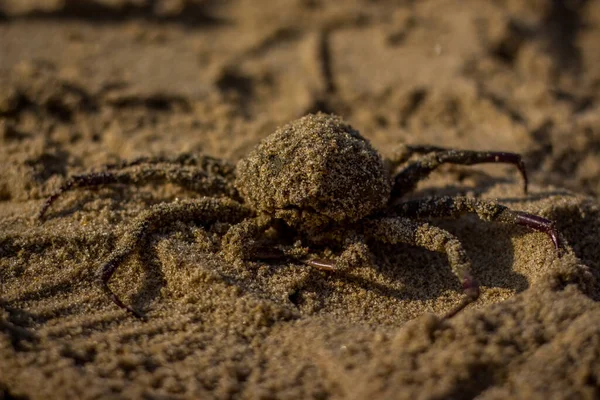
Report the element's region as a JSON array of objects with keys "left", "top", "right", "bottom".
[
  {"left": 304, "top": 197, "right": 561, "bottom": 319},
  {"left": 387, "top": 144, "right": 457, "bottom": 166},
  {"left": 38, "top": 162, "right": 238, "bottom": 220},
  {"left": 389, "top": 148, "right": 528, "bottom": 199},
  {"left": 394, "top": 196, "right": 561, "bottom": 250},
  {"left": 366, "top": 217, "right": 479, "bottom": 319},
  {"left": 98, "top": 198, "right": 250, "bottom": 317}
]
